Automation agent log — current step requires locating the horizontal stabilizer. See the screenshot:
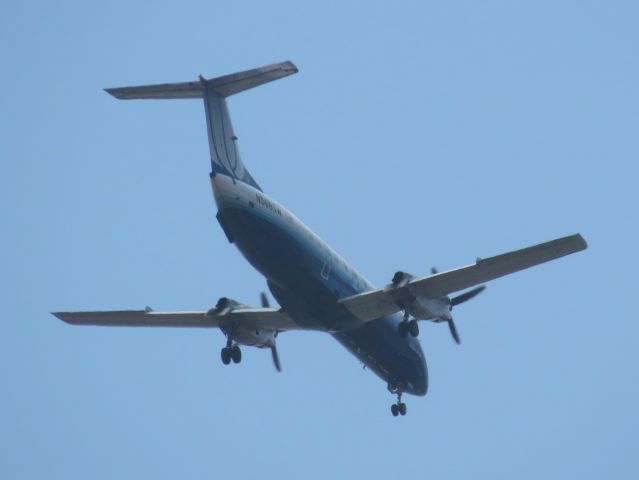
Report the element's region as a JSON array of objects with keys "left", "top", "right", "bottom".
[{"left": 105, "top": 61, "right": 298, "bottom": 100}]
